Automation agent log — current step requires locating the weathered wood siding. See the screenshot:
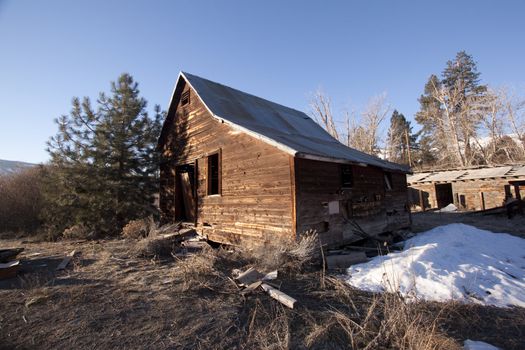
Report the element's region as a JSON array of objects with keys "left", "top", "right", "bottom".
[
  {"left": 409, "top": 178, "right": 523, "bottom": 211},
  {"left": 452, "top": 179, "right": 516, "bottom": 210},
  {"left": 408, "top": 183, "right": 435, "bottom": 209},
  {"left": 160, "top": 82, "right": 294, "bottom": 246},
  {"left": 294, "top": 158, "right": 410, "bottom": 247}
]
